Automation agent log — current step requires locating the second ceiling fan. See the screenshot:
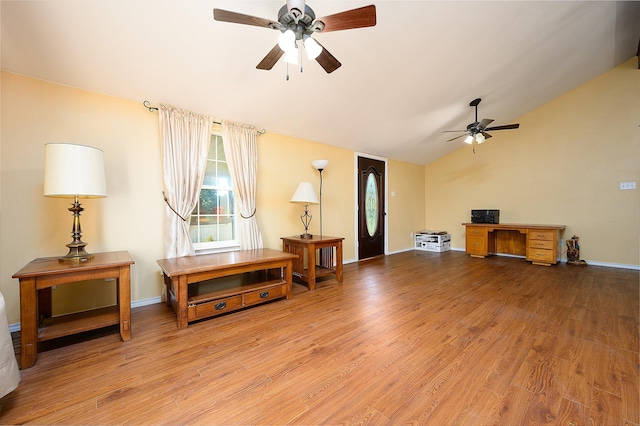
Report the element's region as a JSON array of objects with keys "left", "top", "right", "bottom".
[
  {"left": 213, "top": 1, "right": 376, "bottom": 74},
  {"left": 444, "top": 98, "right": 520, "bottom": 150}
]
